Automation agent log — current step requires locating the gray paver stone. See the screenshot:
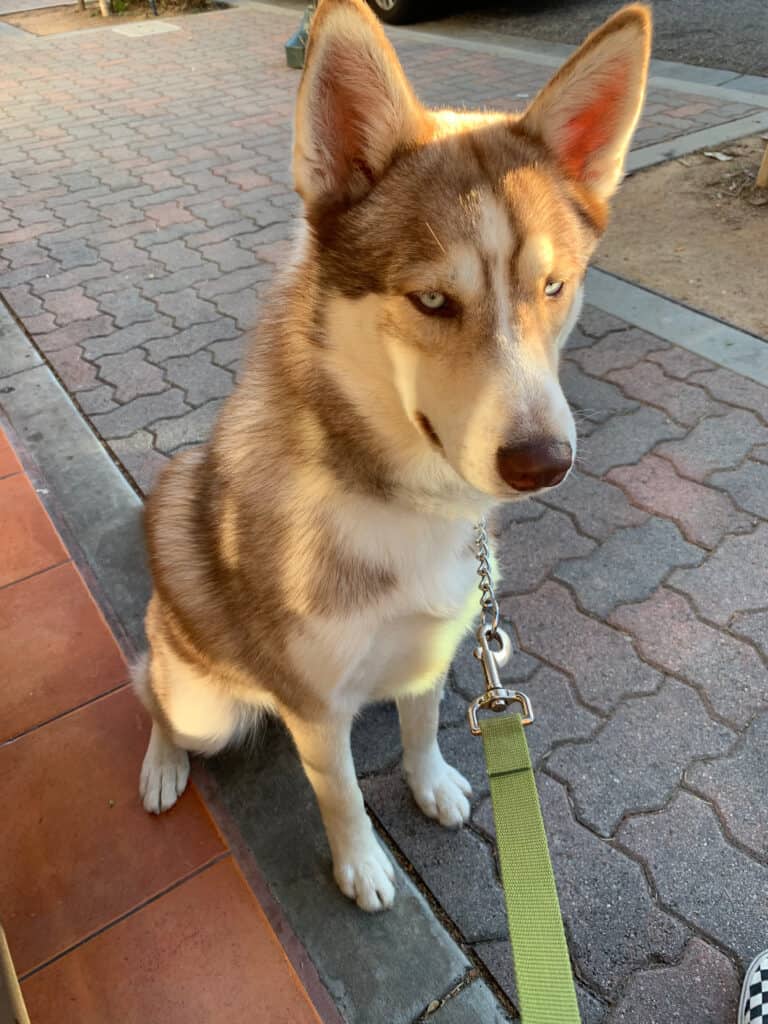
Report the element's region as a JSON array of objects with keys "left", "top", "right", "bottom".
[
  {"left": 730, "top": 609, "right": 768, "bottom": 660},
  {"left": 581, "top": 406, "right": 686, "bottom": 476},
  {"left": 144, "top": 317, "right": 240, "bottom": 362},
  {"left": 610, "top": 588, "right": 768, "bottom": 728},
  {"left": 657, "top": 410, "right": 768, "bottom": 481},
  {"left": 670, "top": 524, "right": 768, "bottom": 625},
  {"left": 161, "top": 349, "right": 234, "bottom": 406},
  {"left": 560, "top": 361, "right": 639, "bottom": 426},
  {"left": 504, "top": 581, "right": 662, "bottom": 713},
  {"left": 554, "top": 518, "right": 704, "bottom": 618},
  {"left": 618, "top": 791, "right": 768, "bottom": 966},
  {"left": 496, "top": 508, "right": 595, "bottom": 595},
  {"left": 152, "top": 399, "right": 224, "bottom": 454},
  {"left": 688, "top": 368, "right": 768, "bottom": 424},
  {"left": 570, "top": 328, "right": 668, "bottom": 377},
  {"left": 709, "top": 461, "right": 768, "bottom": 519},
  {"left": 539, "top": 470, "right": 648, "bottom": 541},
  {"left": 154, "top": 288, "right": 220, "bottom": 330},
  {"left": 686, "top": 713, "right": 768, "bottom": 858},
  {"left": 97, "top": 348, "right": 167, "bottom": 404},
  {"left": 606, "top": 938, "right": 740, "bottom": 1024},
  {"left": 539, "top": 775, "right": 688, "bottom": 996},
  {"left": 548, "top": 679, "right": 734, "bottom": 836},
  {"left": 90, "top": 388, "right": 189, "bottom": 440}
]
